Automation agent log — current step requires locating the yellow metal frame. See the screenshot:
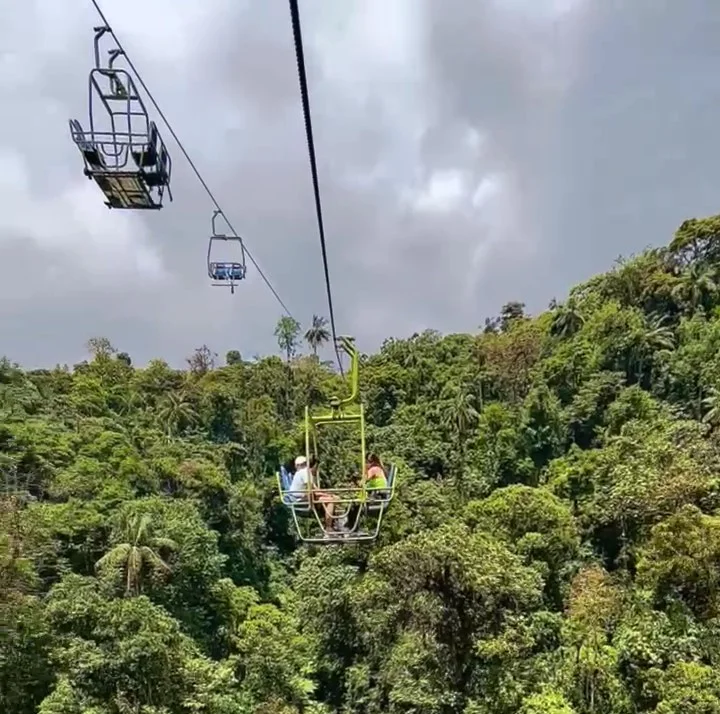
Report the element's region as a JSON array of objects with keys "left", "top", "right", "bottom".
[{"left": 276, "top": 335, "right": 397, "bottom": 544}]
